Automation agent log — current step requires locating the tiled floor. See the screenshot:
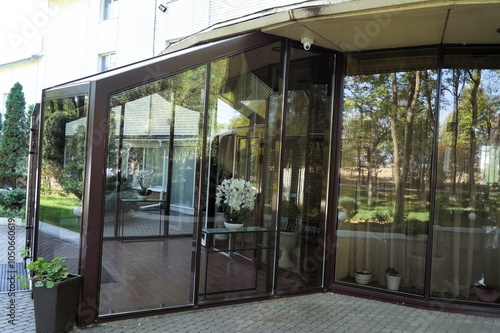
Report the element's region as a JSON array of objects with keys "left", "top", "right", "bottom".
[
  {"left": 99, "top": 237, "right": 195, "bottom": 313},
  {"left": 31, "top": 211, "right": 287, "bottom": 316},
  {"left": 3, "top": 216, "right": 341, "bottom": 319},
  {"left": 99, "top": 229, "right": 277, "bottom": 314}
]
